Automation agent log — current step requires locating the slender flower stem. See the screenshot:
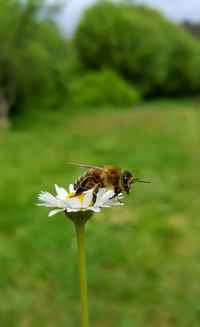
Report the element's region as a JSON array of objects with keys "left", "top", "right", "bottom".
[{"left": 74, "top": 220, "right": 89, "bottom": 327}]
